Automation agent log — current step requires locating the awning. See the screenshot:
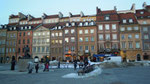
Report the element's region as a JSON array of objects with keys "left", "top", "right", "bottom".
[{"left": 93, "top": 54, "right": 105, "bottom": 57}]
